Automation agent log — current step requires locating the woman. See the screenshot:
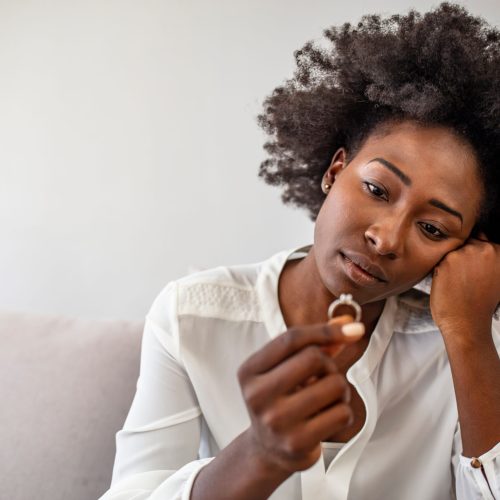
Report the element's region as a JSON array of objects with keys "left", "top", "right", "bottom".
[{"left": 101, "top": 3, "right": 500, "bottom": 499}]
